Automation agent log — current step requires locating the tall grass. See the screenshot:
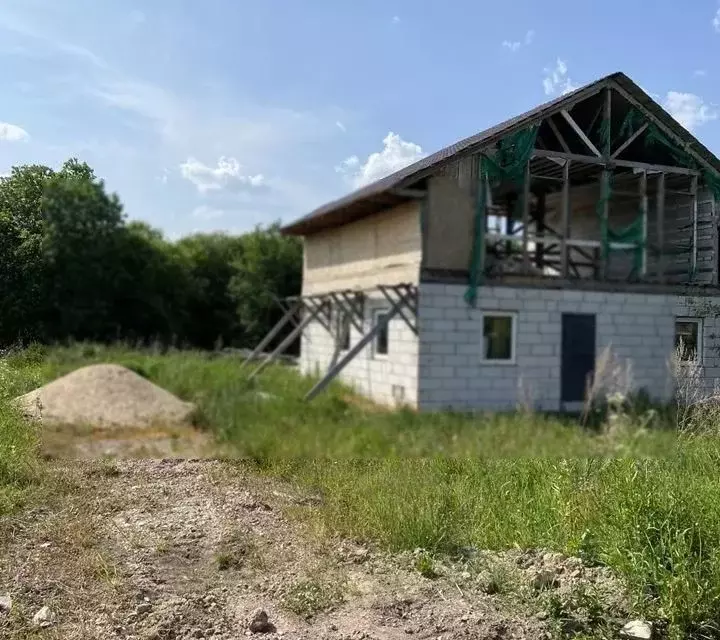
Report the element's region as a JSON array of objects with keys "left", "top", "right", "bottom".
[
  {"left": 7, "top": 343, "right": 720, "bottom": 637},
  {"left": 0, "top": 357, "right": 40, "bottom": 515}
]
